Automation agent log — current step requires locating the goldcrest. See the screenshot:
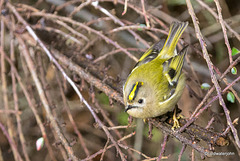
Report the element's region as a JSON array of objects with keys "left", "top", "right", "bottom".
[{"left": 123, "top": 21, "right": 188, "bottom": 119}]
